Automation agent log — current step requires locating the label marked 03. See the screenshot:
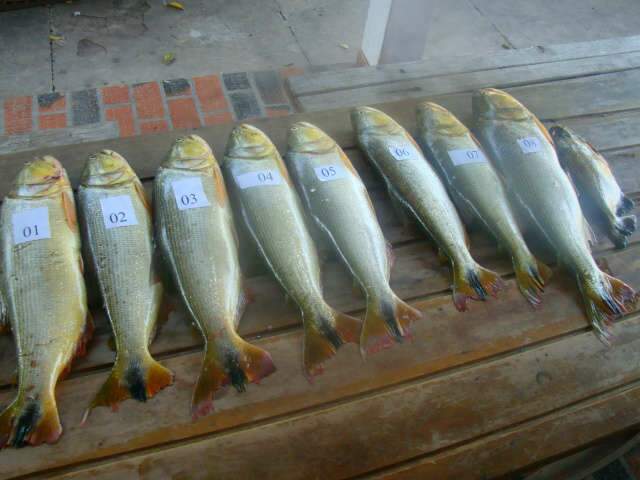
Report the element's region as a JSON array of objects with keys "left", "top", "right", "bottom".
[
  {"left": 12, "top": 207, "right": 51, "bottom": 244},
  {"left": 172, "top": 177, "right": 211, "bottom": 210},
  {"left": 448, "top": 148, "right": 487, "bottom": 166},
  {"left": 518, "top": 137, "right": 542, "bottom": 154},
  {"left": 314, "top": 164, "right": 347, "bottom": 182},
  {"left": 235, "top": 170, "right": 283, "bottom": 189},
  {"left": 101, "top": 195, "right": 139, "bottom": 229}
]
